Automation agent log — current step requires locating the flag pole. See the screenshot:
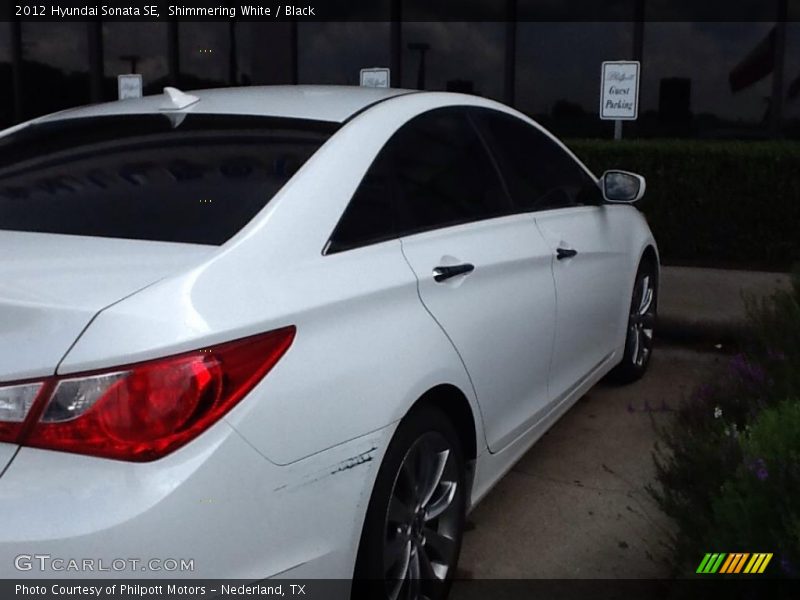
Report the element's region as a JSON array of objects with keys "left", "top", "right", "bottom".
[{"left": 770, "top": 0, "right": 788, "bottom": 136}]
